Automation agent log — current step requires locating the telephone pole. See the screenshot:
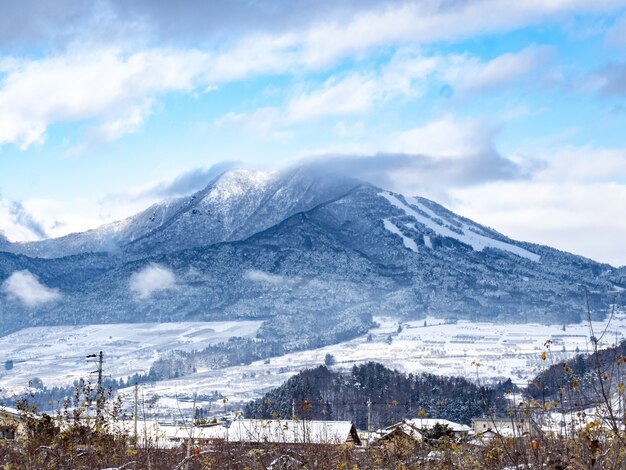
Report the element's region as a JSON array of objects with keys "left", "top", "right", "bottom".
[
  {"left": 366, "top": 398, "right": 372, "bottom": 447},
  {"left": 97, "top": 351, "right": 104, "bottom": 421},
  {"left": 86, "top": 351, "right": 105, "bottom": 424},
  {"left": 134, "top": 383, "right": 139, "bottom": 444}
]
